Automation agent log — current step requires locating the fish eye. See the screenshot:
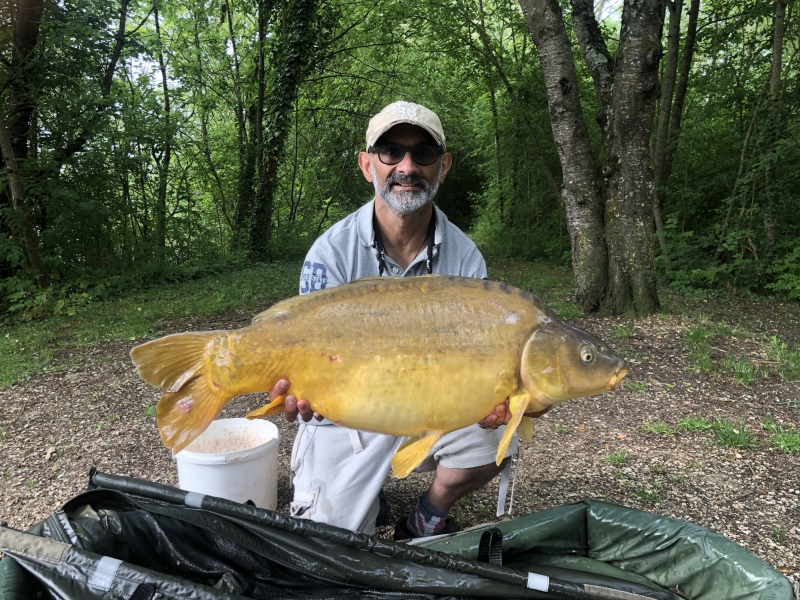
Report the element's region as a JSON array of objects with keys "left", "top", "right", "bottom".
[{"left": 580, "top": 345, "right": 595, "bottom": 363}]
